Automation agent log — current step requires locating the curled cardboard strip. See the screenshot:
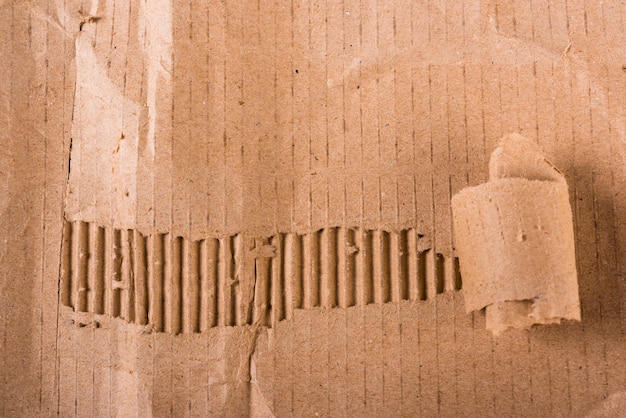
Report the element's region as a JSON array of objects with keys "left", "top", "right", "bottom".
[{"left": 451, "top": 134, "right": 580, "bottom": 334}]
